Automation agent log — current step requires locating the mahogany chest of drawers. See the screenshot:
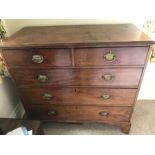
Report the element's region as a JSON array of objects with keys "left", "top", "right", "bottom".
[{"left": 0, "top": 24, "right": 153, "bottom": 134}]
